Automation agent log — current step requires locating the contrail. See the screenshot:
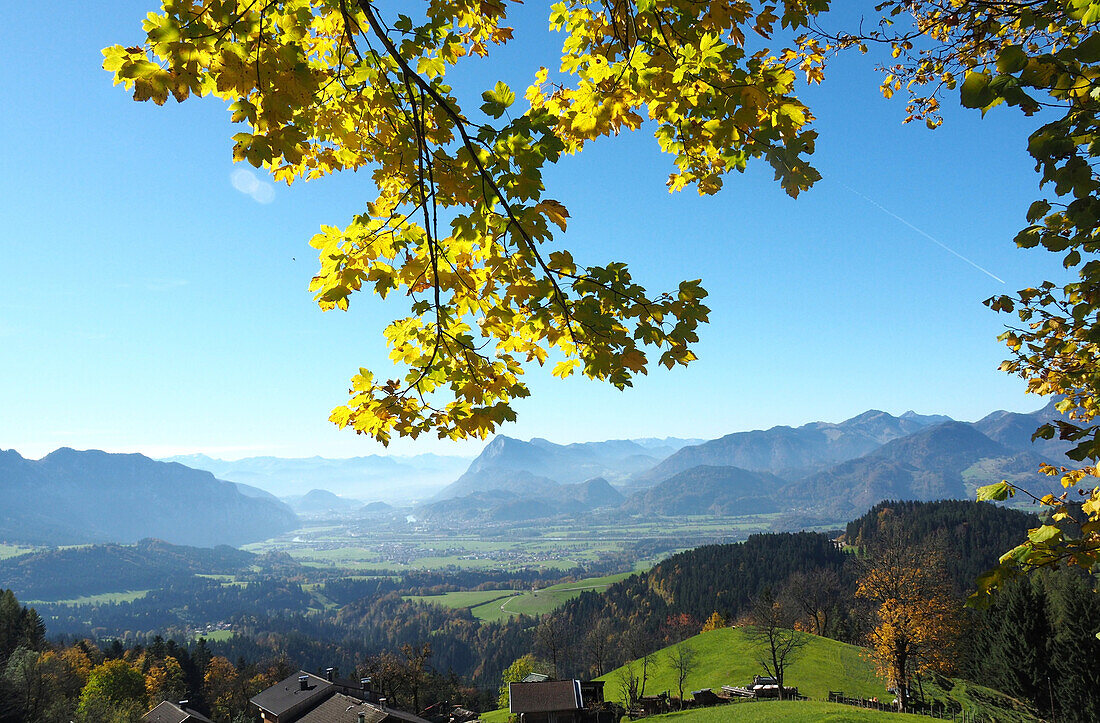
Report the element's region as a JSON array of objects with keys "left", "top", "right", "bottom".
[{"left": 836, "top": 180, "right": 1006, "bottom": 284}]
